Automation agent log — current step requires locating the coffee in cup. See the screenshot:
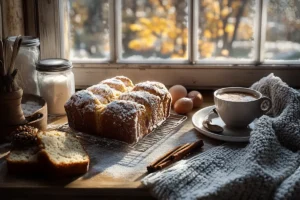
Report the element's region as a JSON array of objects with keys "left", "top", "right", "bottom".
[{"left": 214, "top": 87, "right": 272, "bottom": 128}]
